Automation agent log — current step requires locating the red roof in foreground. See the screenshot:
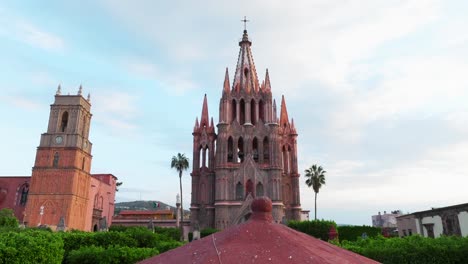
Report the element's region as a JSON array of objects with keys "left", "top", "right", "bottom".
[{"left": 139, "top": 197, "right": 379, "bottom": 264}]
